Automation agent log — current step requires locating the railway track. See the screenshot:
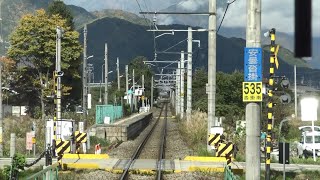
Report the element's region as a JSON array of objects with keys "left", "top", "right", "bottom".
[{"left": 120, "top": 102, "right": 168, "bottom": 180}]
